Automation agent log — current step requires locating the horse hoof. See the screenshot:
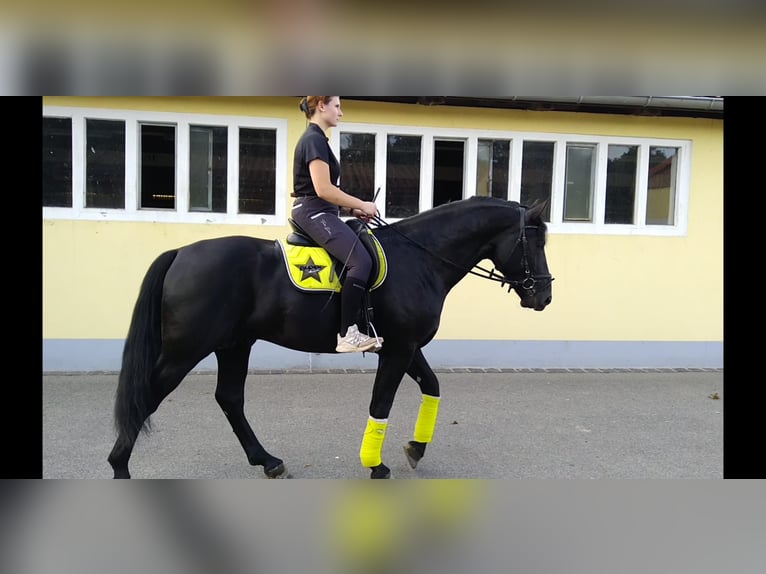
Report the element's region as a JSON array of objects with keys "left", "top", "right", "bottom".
[
  {"left": 403, "top": 445, "right": 420, "bottom": 469},
  {"left": 264, "top": 462, "right": 291, "bottom": 479},
  {"left": 403, "top": 441, "right": 425, "bottom": 469},
  {"left": 370, "top": 464, "right": 391, "bottom": 479}
]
